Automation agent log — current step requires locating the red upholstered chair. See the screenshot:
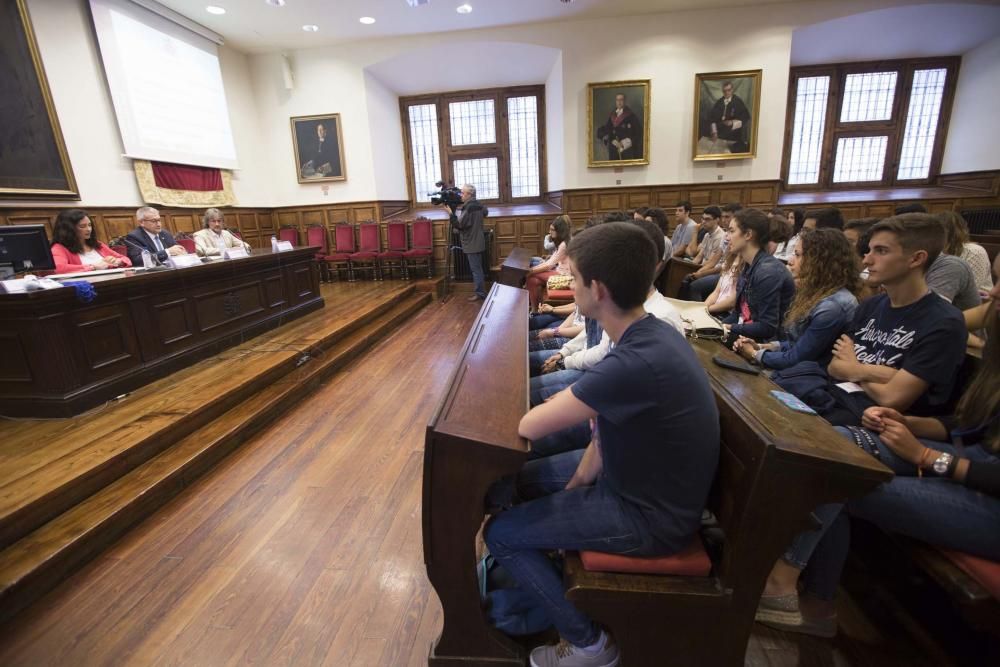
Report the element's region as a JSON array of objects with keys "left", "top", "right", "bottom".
[
  {"left": 545, "top": 288, "right": 574, "bottom": 306},
  {"left": 278, "top": 226, "right": 298, "bottom": 246},
  {"left": 177, "top": 237, "right": 196, "bottom": 254},
  {"left": 403, "top": 218, "right": 434, "bottom": 279},
  {"left": 349, "top": 222, "right": 381, "bottom": 280},
  {"left": 325, "top": 224, "right": 355, "bottom": 281},
  {"left": 377, "top": 221, "right": 408, "bottom": 280},
  {"left": 110, "top": 244, "right": 127, "bottom": 258},
  {"left": 306, "top": 224, "right": 331, "bottom": 282},
  {"left": 578, "top": 539, "right": 712, "bottom": 577}
]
